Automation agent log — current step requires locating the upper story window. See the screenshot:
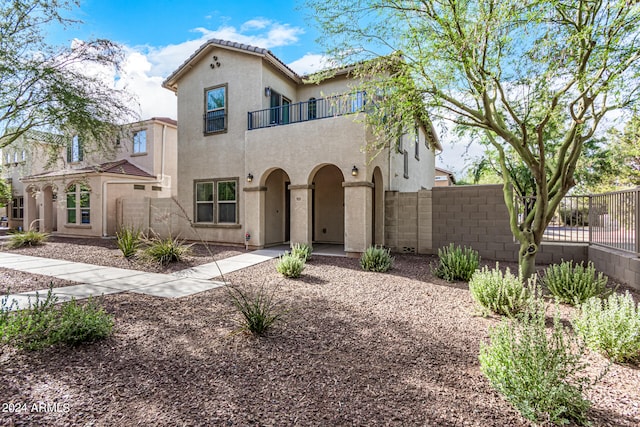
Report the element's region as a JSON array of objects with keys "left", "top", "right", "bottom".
[
  {"left": 204, "top": 84, "right": 227, "bottom": 134},
  {"left": 67, "top": 135, "right": 83, "bottom": 163},
  {"left": 133, "top": 130, "right": 147, "bottom": 154},
  {"left": 21, "top": 150, "right": 26, "bottom": 161},
  {"left": 308, "top": 98, "right": 317, "bottom": 120},
  {"left": 414, "top": 126, "right": 420, "bottom": 160}
]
